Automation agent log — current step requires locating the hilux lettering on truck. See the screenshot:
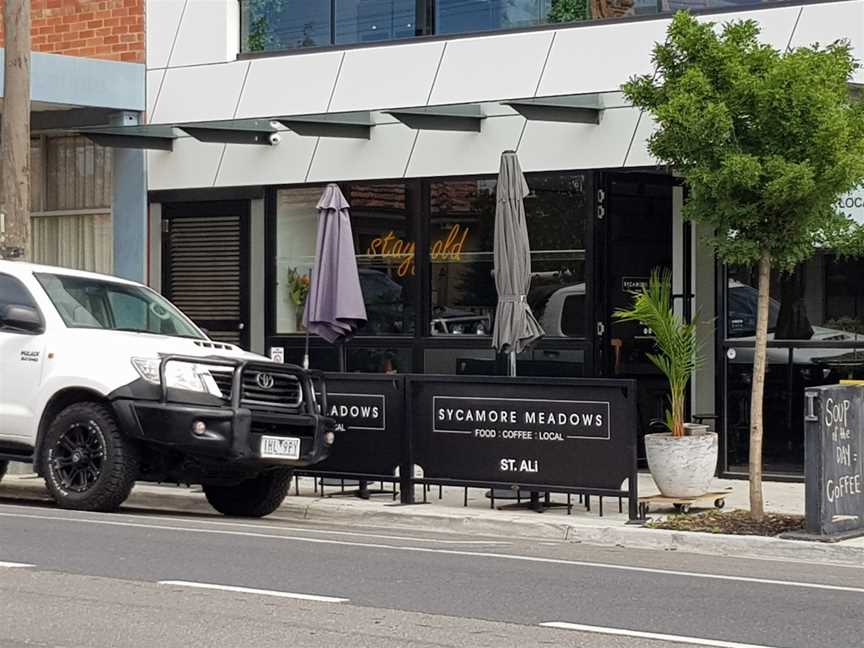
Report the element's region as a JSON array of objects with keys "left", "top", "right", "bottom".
[{"left": 0, "top": 261, "right": 335, "bottom": 517}]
